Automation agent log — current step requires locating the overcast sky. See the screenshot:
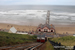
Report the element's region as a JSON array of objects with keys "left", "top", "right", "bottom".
[{"left": 0, "top": 0, "right": 75, "bottom": 5}]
